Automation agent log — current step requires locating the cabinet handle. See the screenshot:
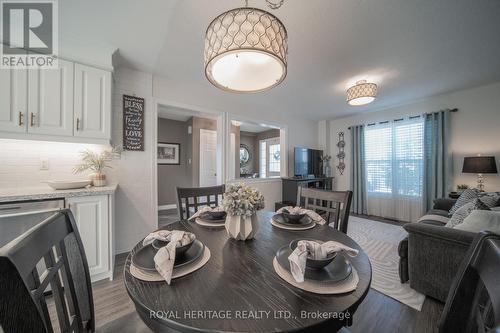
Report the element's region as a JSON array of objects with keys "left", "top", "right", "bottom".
[
  {"left": 18, "top": 112, "right": 24, "bottom": 126},
  {"left": 30, "top": 112, "right": 35, "bottom": 127},
  {"left": 76, "top": 117, "right": 81, "bottom": 130}
]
